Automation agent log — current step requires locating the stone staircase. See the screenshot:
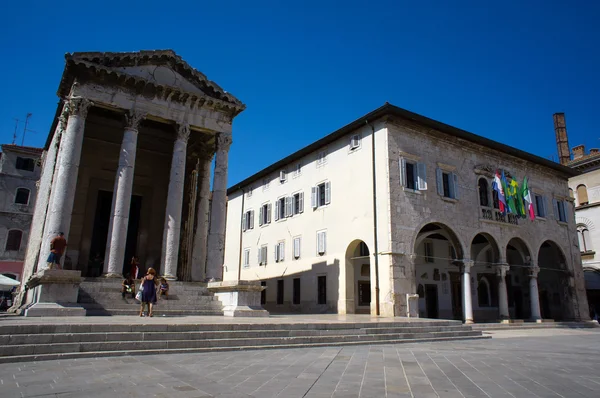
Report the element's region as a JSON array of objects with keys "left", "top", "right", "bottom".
[
  {"left": 77, "top": 278, "right": 224, "bottom": 316},
  {"left": 0, "top": 319, "right": 487, "bottom": 363},
  {"left": 471, "top": 320, "right": 600, "bottom": 331}
]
